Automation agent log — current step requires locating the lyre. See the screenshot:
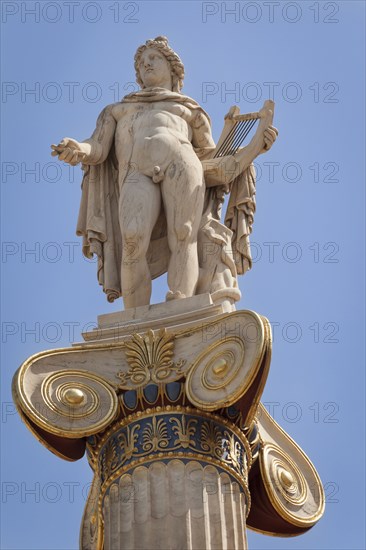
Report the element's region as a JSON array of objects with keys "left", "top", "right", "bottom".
[
  {"left": 202, "top": 100, "right": 275, "bottom": 187},
  {"left": 214, "top": 106, "right": 262, "bottom": 158}
]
